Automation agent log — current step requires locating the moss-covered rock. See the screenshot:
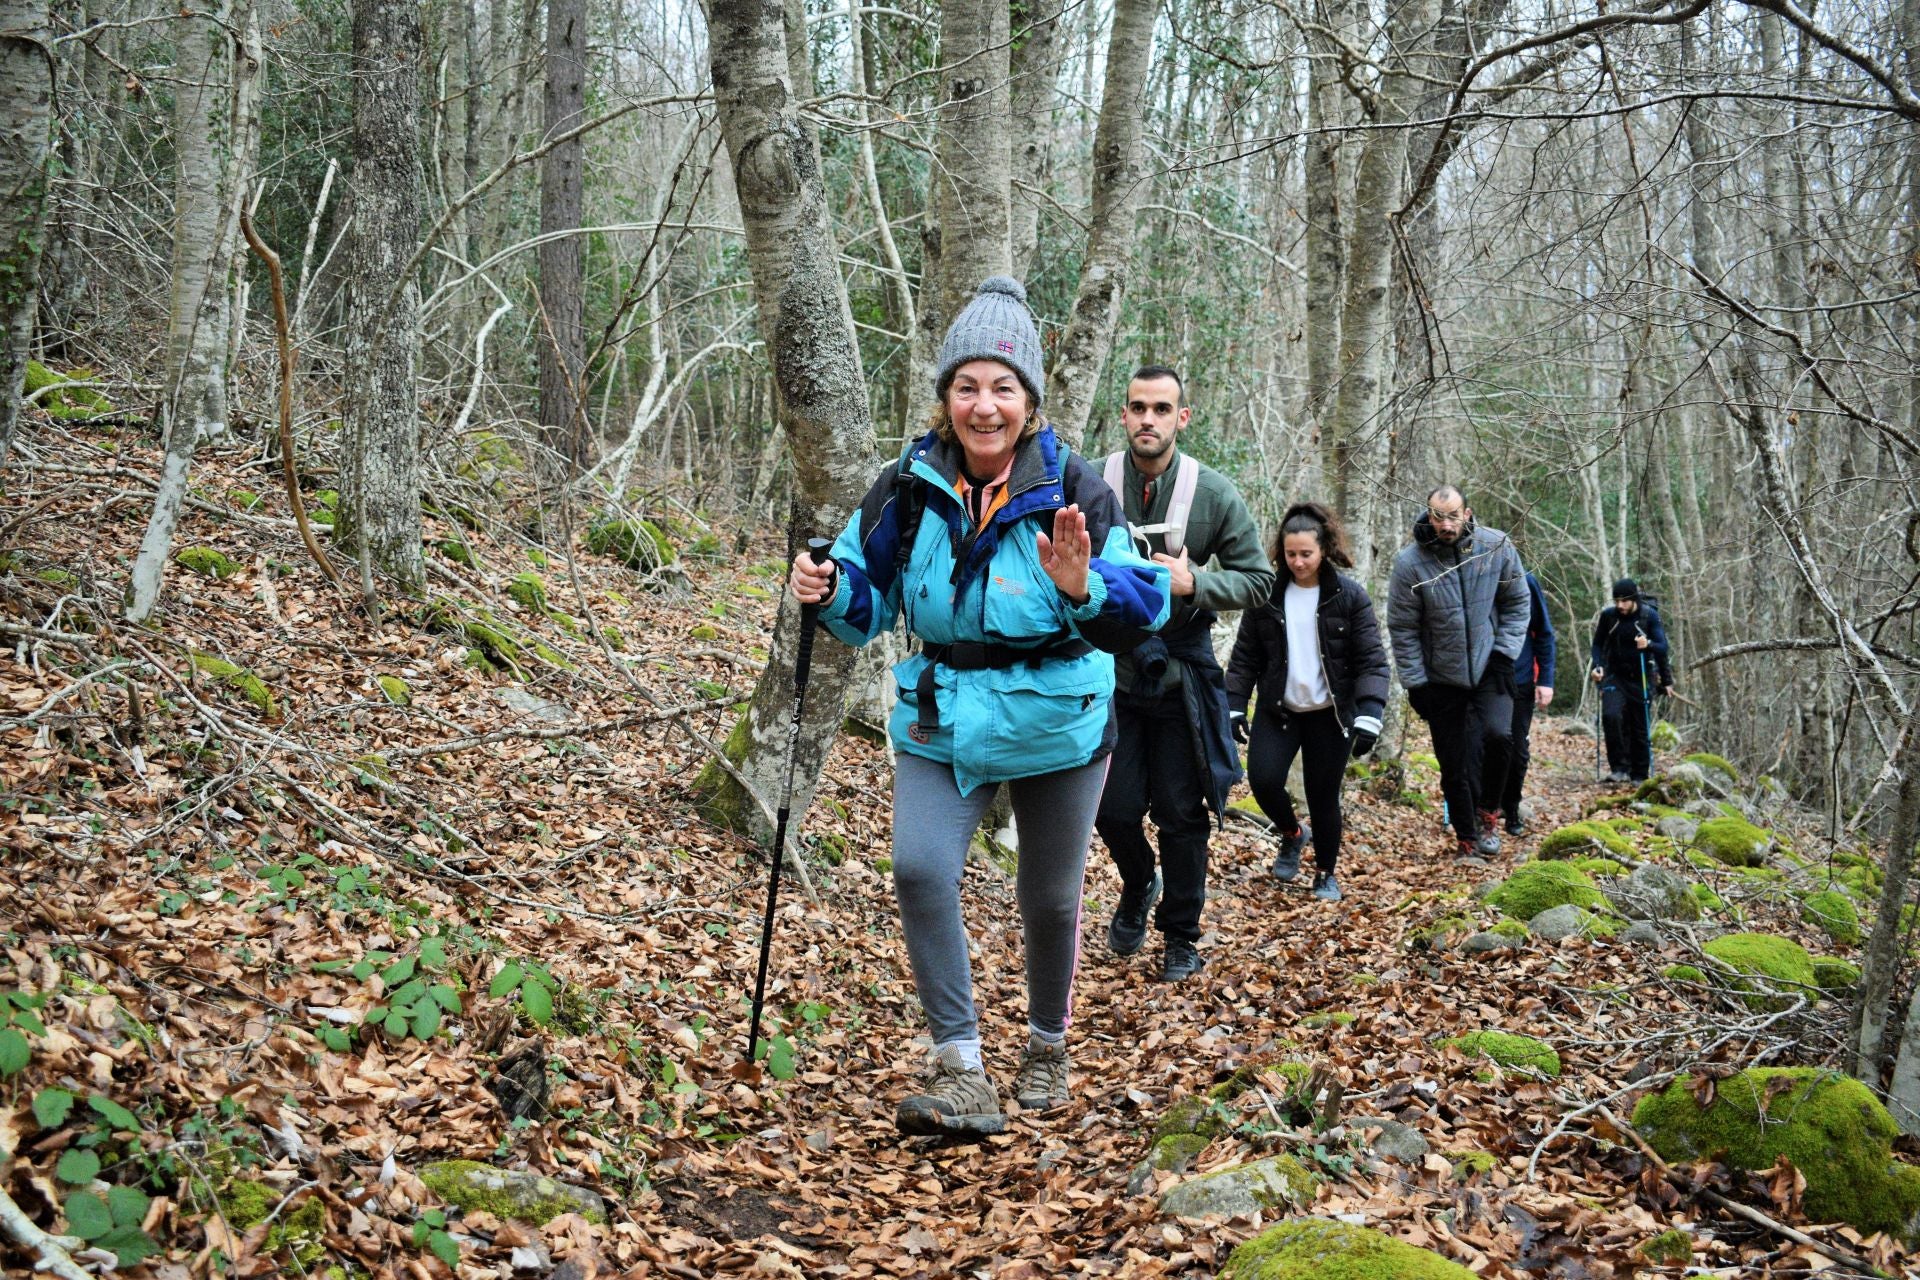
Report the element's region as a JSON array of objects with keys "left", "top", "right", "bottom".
[
  {"left": 1632, "top": 1069, "right": 1920, "bottom": 1243},
  {"left": 1448, "top": 1150, "right": 1497, "bottom": 1181},
  {"left": 1300, "top": 1010, "right": 1356, "bottom": 1030},
  {"left": 1834, "top": 851, "right": 1884, "bottom": 902},
  {"left": 1691, "top": 816, "right": 1771, "bottom": 868},
  {"left": 1573, "top": 857, "right": 1628, "bottom": 878},
  {"left": 507, "top": 571, "right": 550, "bottom": 614},
  {"left": 177, "top": 546, "right": 241, "bottom": 579},
  {"left": 1813, "top": 957, "right": 1862, "bottom": 991},
  {"left": 1441, "top": 1030, "right": 1561, "bottom": 1077},
  {"left": 1682, "top": 752, "right": 1738, "bottom": 784},
  {"left": 1662, "top": 964, "right": 1706, "bottom": 983},
  {"left": 1154, "top": 1096, "right": 1230, "bottom": 1145},
  {"left": 1538, "top": 820, "right": 1634, "bottom": 862},
  {"left": 1222, "top": 1217, "right": 1476, "bottom": 1280},
  {"left": 1157, "top": 1153, "right": 1320, "bottom": 1220},
  {"left": 1409, "top": 914, "right": 1474, "bottom": 950},
  {"left": 1129, "top": 1131, "right": 1211, "bottom": 1194},
  {"left": 1636, "top": 763, "right": 1708, "bottom": 807},
  {"left": 24, "top": 360, "right": 116, "bottom": 420},
  {"left": 227, "top": 488, "right": 264, "bottom": 512},
  {"left": 435, "top": 538, "right": 475, "bottom": 567},
  {"left": 1702, "top": 932, "right": 1817, "bottom": 1008},
  {"left": 418, "top": 1160, "right": 607, "bottom": 1226},
  {"left": 375, "top": 676, "right": 411, "bottom": 707},
  {"left": 1485, "top": 861, "right": 1607, "bottom": 921},
  {"left": 587, "top": 516, "right": 675, "bottom": 573},
  {"left": 1651, "top": 719, "right": 1680, "bottom": 751},
  {"left": 189, "top": 653, "right": 277, "bottom": 717},
  {"left": 1637, "top": 1228, "right": 1693, "bottom": 1266},
  {"left": 1490, "top": 918, "right": 1529, "bottom": 940},
  {"left": 1800, "top": 890, "right": 1862, "bottom": 947}
]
